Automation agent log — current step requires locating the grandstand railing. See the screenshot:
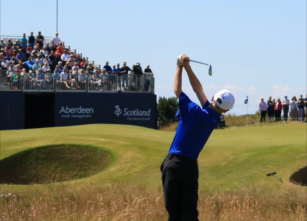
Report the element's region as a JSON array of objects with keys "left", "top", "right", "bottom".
[{"left": 0, "top": 70, "right": 155, "bottom": 93}]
